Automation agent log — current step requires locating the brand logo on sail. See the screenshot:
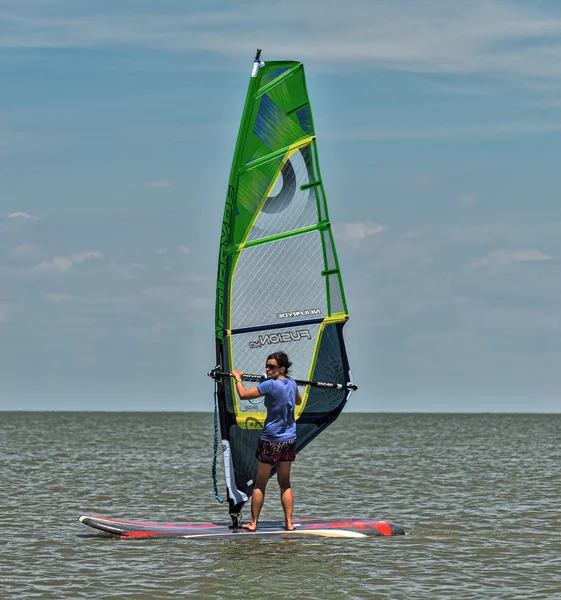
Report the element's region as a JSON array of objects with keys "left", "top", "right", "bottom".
[
  {"left": 216, "top": 185, "right": 235, "bottom": 340},
  {"left": 248, "top": 329, "right": 312, "bottom": 349},
  {"left": 277, "top": 308, "right": 321, "bottom": 319}
]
